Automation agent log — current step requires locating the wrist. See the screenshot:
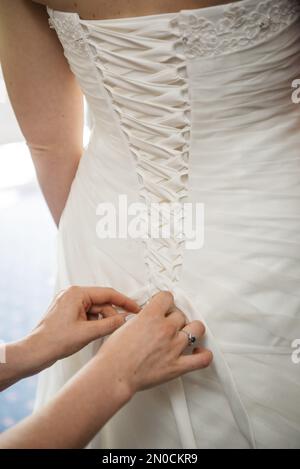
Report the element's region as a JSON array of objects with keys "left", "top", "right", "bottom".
[
  {"left": 0, "top": 332, "right": 55, "bottom": 392},
  {"left": 91, "top": 352, "right": 135, "bottom": 405},
  {"left": 22, "top": 327, "right": 58, "bottom": 376}
]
